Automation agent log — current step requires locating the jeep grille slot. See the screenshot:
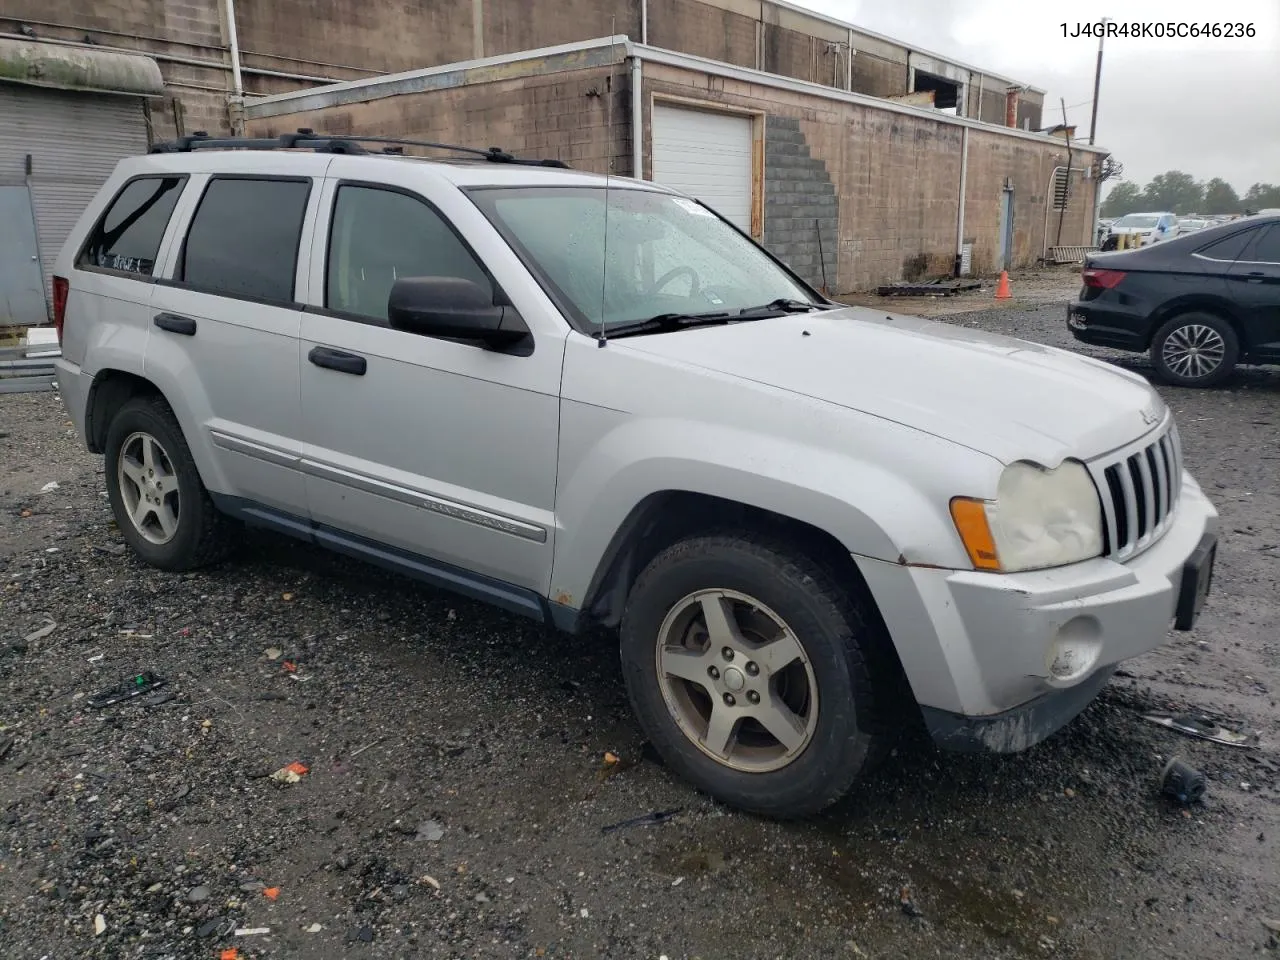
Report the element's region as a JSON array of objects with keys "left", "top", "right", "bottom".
[{"left": 1092, "top": 422, "right": 1181, "bottom": 561}]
